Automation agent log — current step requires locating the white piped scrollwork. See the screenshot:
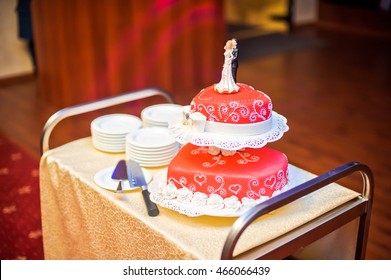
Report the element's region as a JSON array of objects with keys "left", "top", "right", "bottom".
[{"left": 149, "top": 166, "right": 301, "bottom": 217}]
